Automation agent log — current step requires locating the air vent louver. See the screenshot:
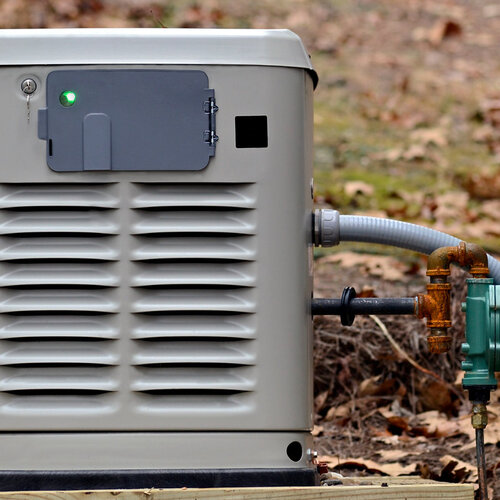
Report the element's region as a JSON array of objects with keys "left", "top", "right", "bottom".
[
  {"left": 0, "top": 184, "right": 120, "bottom": 414},
  {"left": 130, "top": 183, "right": 257, "bottom": 409},
  {"left": 0, "top": 182, "right": 257, "bottom": 427}
]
